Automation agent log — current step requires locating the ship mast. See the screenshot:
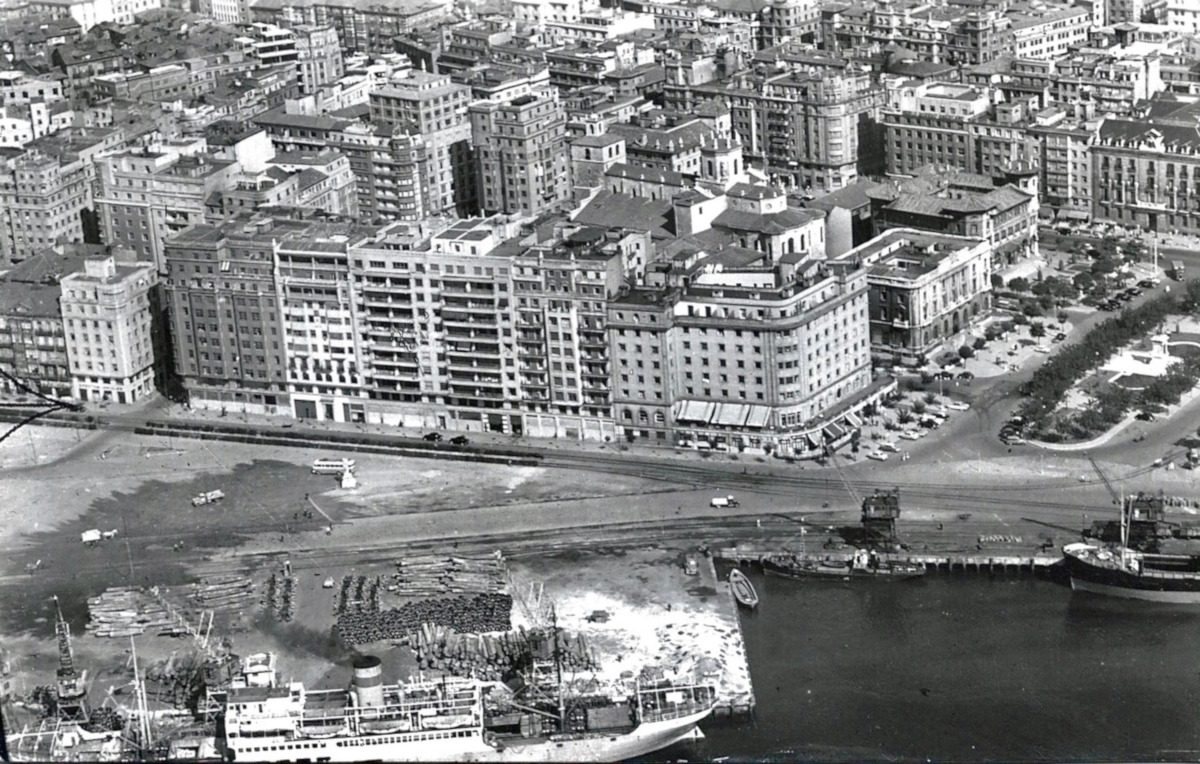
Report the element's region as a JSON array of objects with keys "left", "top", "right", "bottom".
[{"left": 550, "top": 604, "right": 565, "bottom": 723}]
